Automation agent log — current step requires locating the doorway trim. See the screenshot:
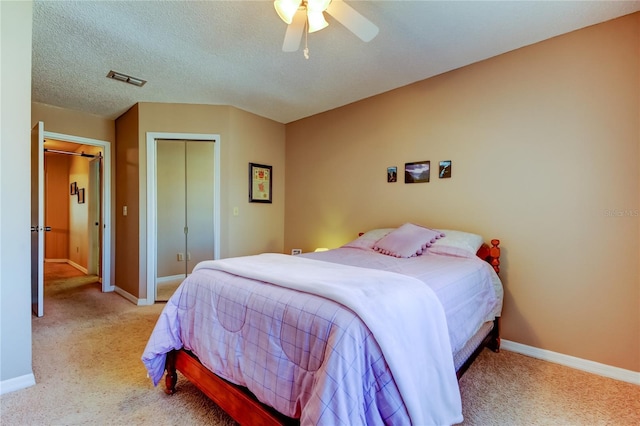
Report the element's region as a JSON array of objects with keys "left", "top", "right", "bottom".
[
  {"left": 146, "top": 132, "right": 221, "bottom": 304},
  {"left": 43, "top": 130, "right": 113, "bottom": 292}
]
